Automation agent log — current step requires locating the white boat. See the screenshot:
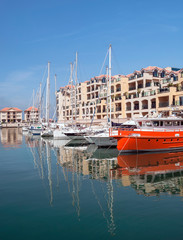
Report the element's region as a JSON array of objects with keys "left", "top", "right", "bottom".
[
  {"left": 41, "top": 129, "right": 53, "bottom": 137},
  {"left": 53, "top": 129, "right": 69, "bottom": 140},
  {"left": 22, "top": 127, "right": 29, "bottom": 131}
]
